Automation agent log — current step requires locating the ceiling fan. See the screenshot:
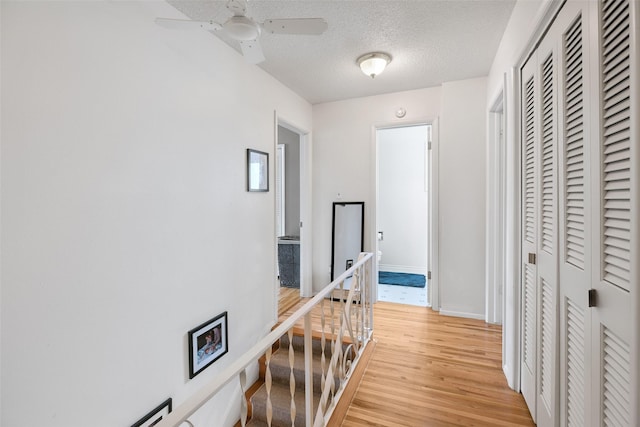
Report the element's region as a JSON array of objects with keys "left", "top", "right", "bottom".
[{"left": 156, "top": 0, "right": 328, "bottom": 64}]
